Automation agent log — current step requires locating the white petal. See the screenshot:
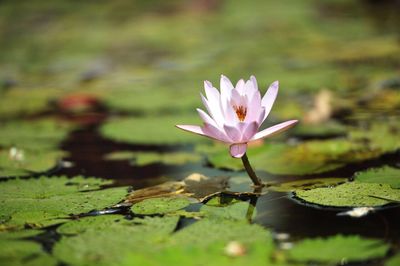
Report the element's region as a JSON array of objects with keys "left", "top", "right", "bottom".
[
  {"left": 251, "top": 120, "right": 298, "bottom": 141},
  {"left": 261, "top": 81, "right": 279, "bottom": 122}
]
